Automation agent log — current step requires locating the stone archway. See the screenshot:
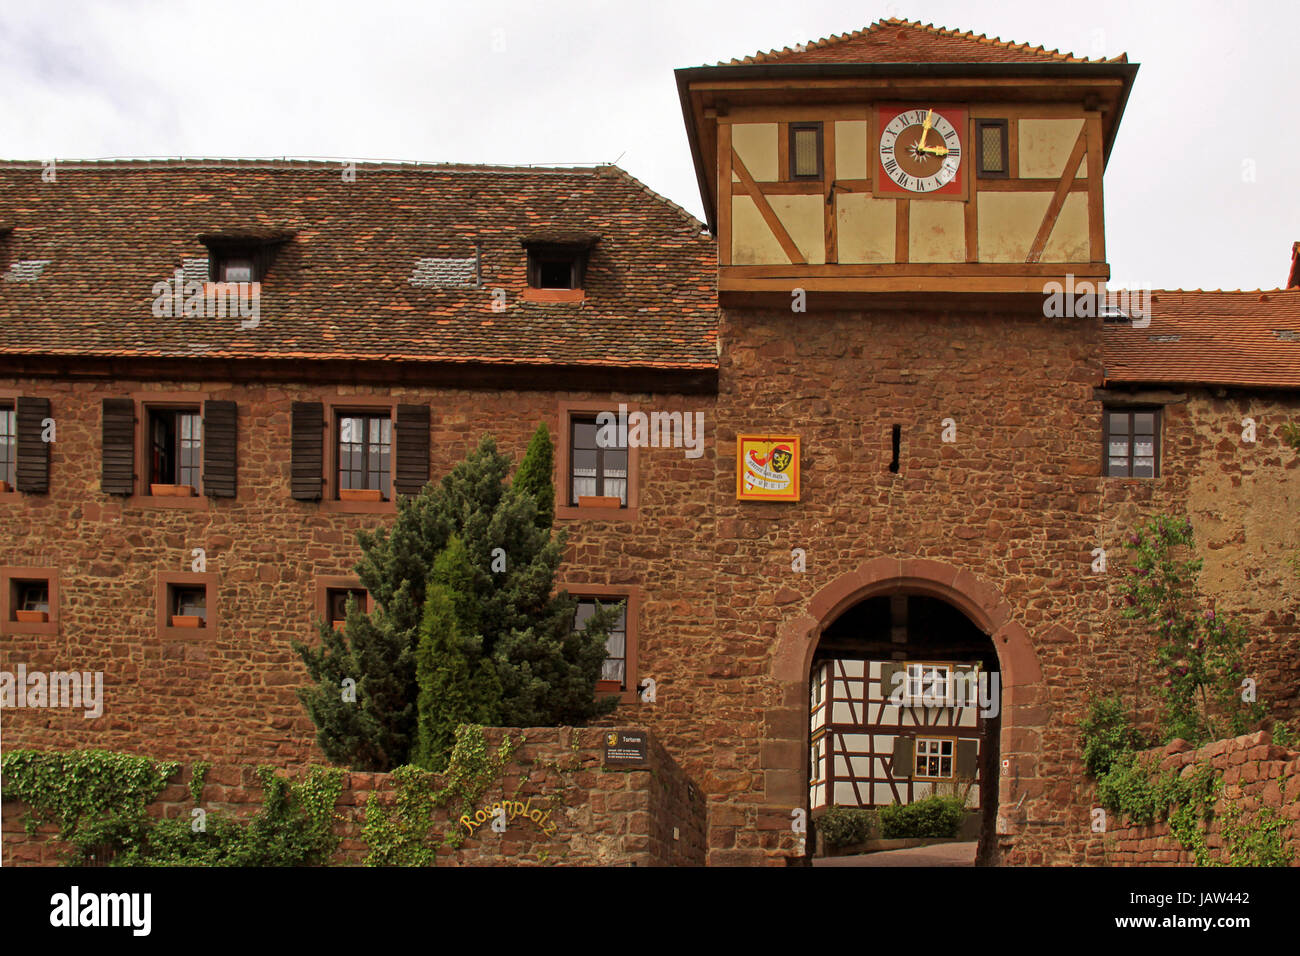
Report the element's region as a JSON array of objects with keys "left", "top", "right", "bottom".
[{"left": 768, "top": 557, "right": 1045, "bottom": 865}]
